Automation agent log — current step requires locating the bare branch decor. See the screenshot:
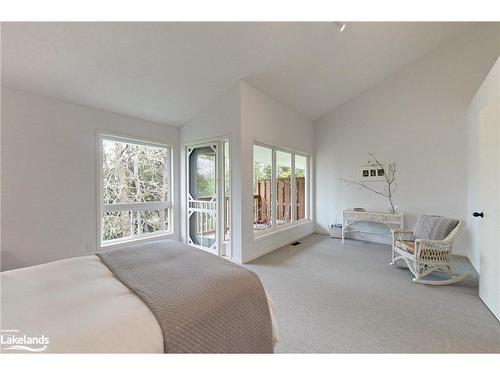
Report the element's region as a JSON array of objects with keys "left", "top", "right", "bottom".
[{"left": 340, "top": 153, "right": 398, "bottom": 214}]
